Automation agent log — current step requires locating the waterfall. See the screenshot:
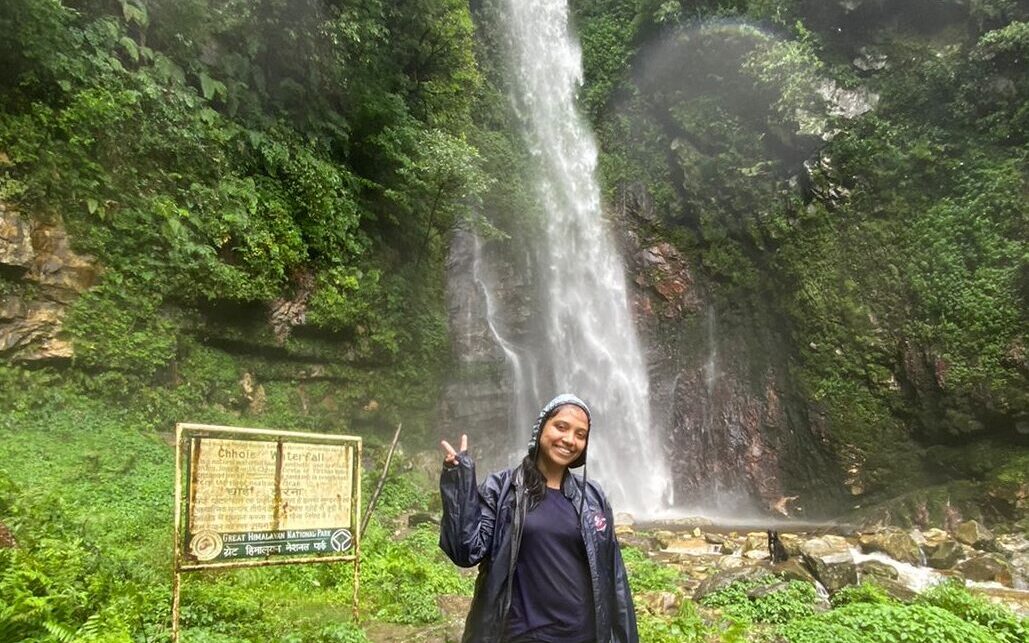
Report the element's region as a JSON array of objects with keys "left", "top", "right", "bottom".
[
  {"left": 470, "top": 232, "right": 540, "bottom": 464},
  {"left": 499, "top": 0, "right": 671, "bottom": 513}
]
